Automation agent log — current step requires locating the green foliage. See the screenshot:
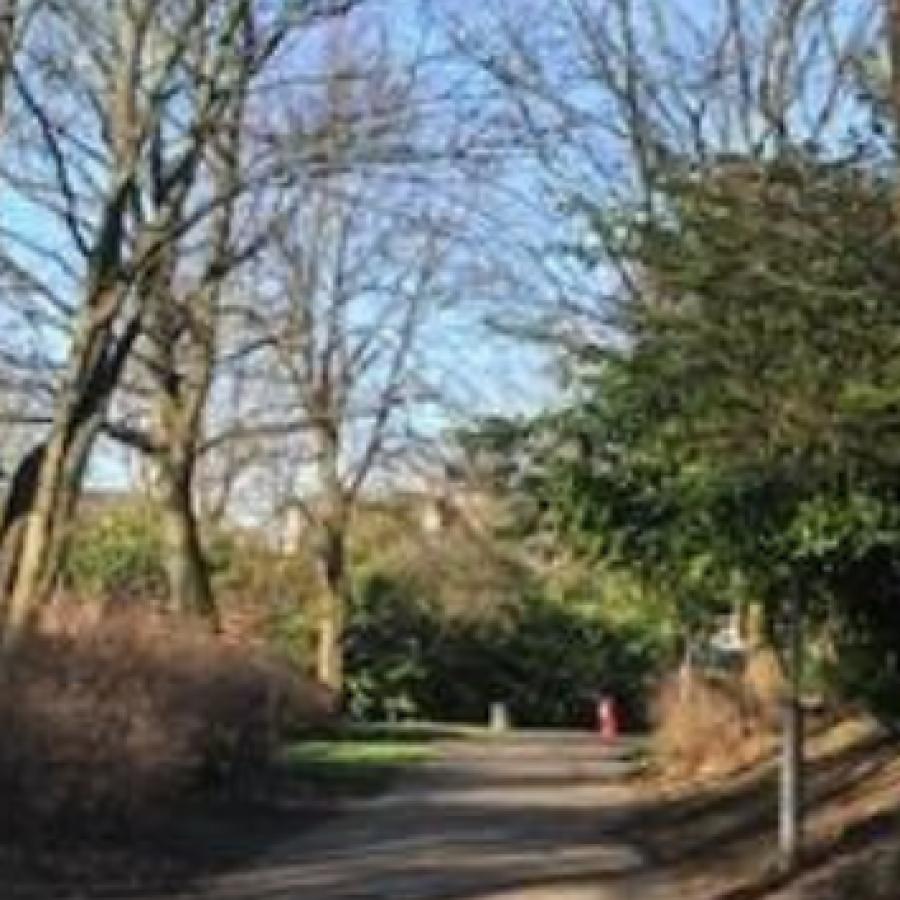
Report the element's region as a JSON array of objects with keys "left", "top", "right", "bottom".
[
  {"left": 268, "top": 599, "right": 317, "bottom": 669},
  {"left": 329, "top": 152, "right": 900, "bottom": 727},
  {"left": 281, "top": 738, "right": 434, "bottom": 796},
  {"left": 284, "top": 739, "right": 434, "bottom": 767},
  {"left": 343, "top": 571, "right": 433, "bottom": 722},
  {"left": 528, "top": 151, "right": 900, "bottom": 719},
  {"left": 618, "top": 157, "right": 900, "bottom": 629},
  {"left": 62, "top": 502, "right": 166, "bottom": 600},
  {"left": 343, "top": 565, "right": 664, "bottom": 727},
  {"left": 210, "top": 529, "right": 316, "bottom": 603}
]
